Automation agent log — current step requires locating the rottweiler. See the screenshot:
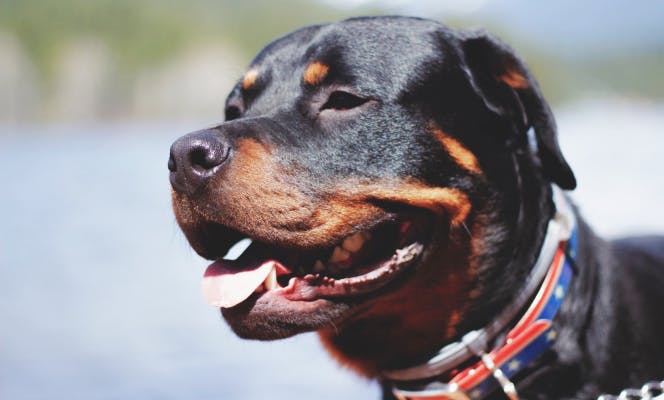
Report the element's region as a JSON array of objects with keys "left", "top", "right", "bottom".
[{"left": 168, "top": 16, "right": 664, "bottom": 400}]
